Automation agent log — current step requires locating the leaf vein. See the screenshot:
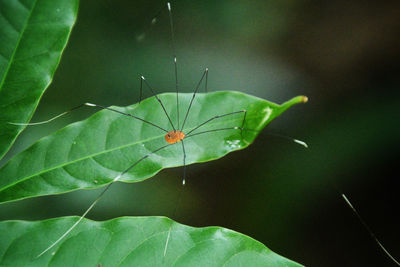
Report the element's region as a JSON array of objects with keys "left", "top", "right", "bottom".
[{"left": 0, "top": 0, "right": 39, "bottom": 93}]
